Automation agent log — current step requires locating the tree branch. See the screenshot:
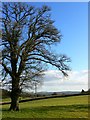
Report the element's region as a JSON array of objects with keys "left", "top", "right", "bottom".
[{"left": 2, "top": 62, "right": 12, "bottom": 77}]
